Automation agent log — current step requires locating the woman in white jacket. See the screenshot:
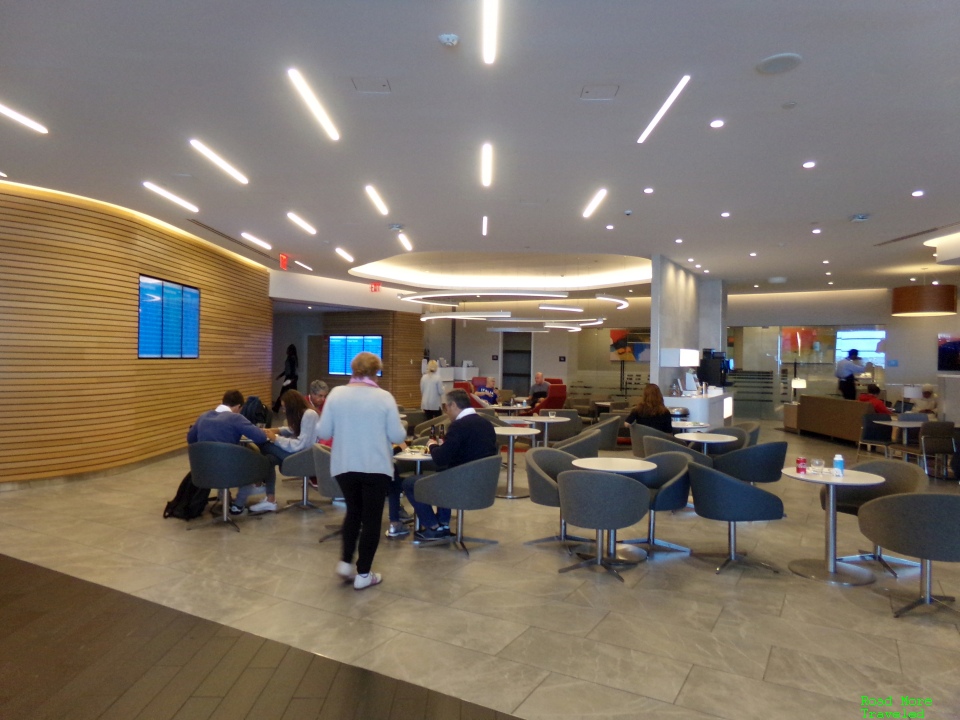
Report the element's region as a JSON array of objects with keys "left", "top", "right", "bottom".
[{"left": 420, "top": 360, "right": 445, "bottom": 419}]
